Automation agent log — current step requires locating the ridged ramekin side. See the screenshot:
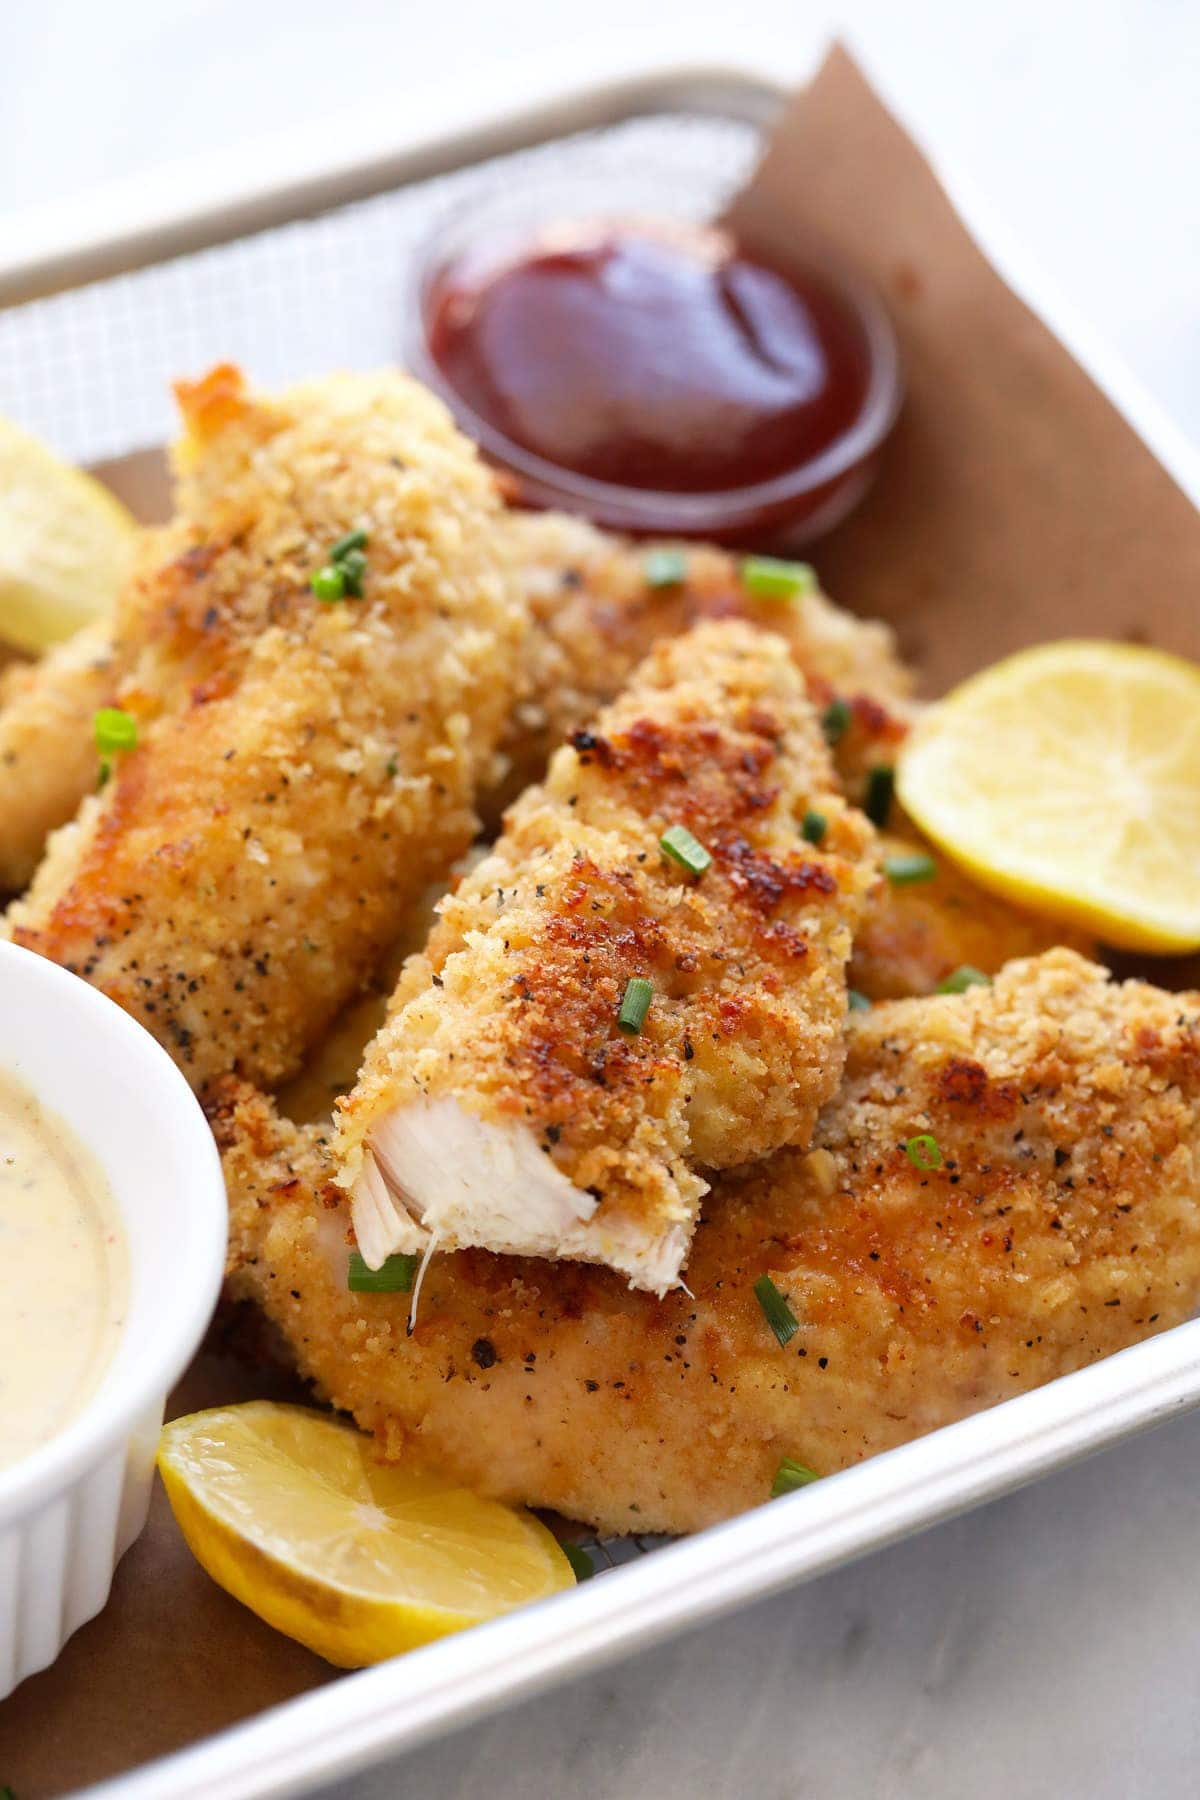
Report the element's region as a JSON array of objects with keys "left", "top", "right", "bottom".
[{"left": 0, "top": 1397, "right": 163, "bottom": 1699}]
